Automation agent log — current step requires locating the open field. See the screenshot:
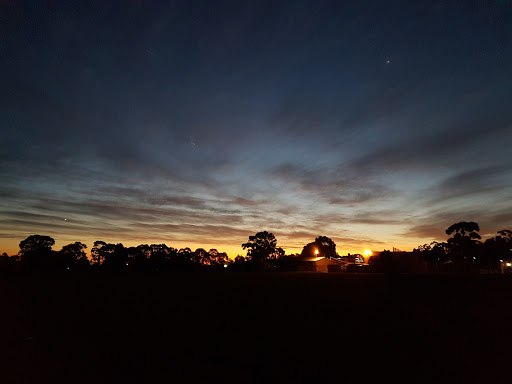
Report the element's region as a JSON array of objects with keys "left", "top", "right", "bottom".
[{"left": 1, "top": 272, "right": 512, "bottom": 383}]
